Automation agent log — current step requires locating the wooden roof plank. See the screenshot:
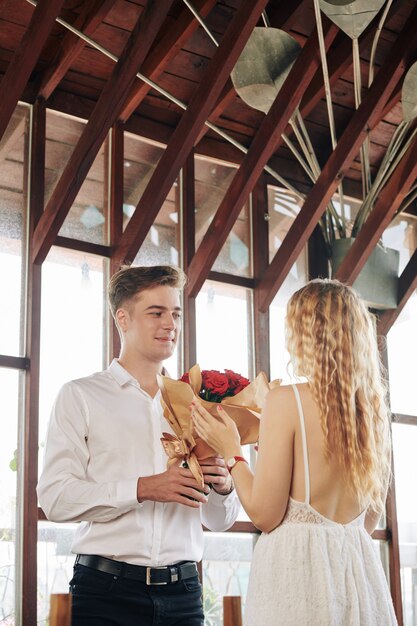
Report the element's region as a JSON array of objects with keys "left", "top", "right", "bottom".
[
  {"left": 378, "top": 247, "right": 417, "bottom": 335},
  {"left": 335, "top": 135, "right": 417, "bottom": 284},
  {"left": 186, "top": 23, "right": 339, "bottom": 297},
  {"left": 257, "top": 3, "right": 417, "bottom": 312},
  {"left": 0, "top": 0, "right": 65, "bottom": 143},
  {"left": 113, "top": 0, "right": 271, "bottom": 267},
  {"left": 38, "top": 0, "right": 116, "bottom": 100},
  {"left": 267, "top": 0, "right": 308, "bottom": 32},
  {"left": 119, "top": 0, "right": 217, "bottom": 123},
  {"left": 32, "top": 0, "right": 175, "bottom": 265}
]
